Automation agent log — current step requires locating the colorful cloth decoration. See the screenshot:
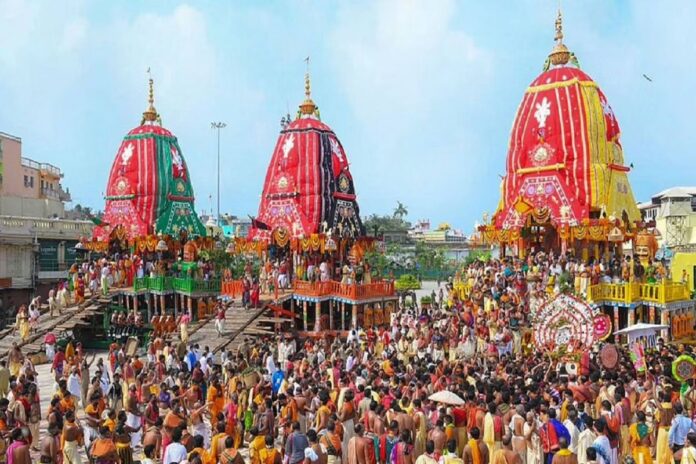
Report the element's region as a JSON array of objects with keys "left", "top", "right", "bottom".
[
  {"left": 492, "top": 63, "right": 640, "bottom": 230},
  {"left": 94, "top": 124, "right": 205, "bottom": 241},
  {"left": 533, "top": 293, "right": 598, "bottom": 352},
  {"left": 593, "top": 314, "right": 613, "bottom": 340},
  {"left": 672, "top": 355, "right": 696, "bottom": 383},
  {"left": 249, "top": 106, "right": 364, "bottom": 242}
]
